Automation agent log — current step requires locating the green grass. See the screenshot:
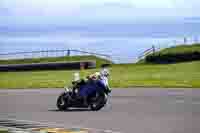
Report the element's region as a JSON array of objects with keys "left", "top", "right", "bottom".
[
  {"left": 0, "top": 55, "right": 112, "bottom": 67},
  {"left": 1, "top": 61, "right": 200, "bottom": 88},
  {"left": 158, "top": 43, "right": 200, "bottom": 54},
  {"left": 145, "top": 44, "right": 200, "bottom": 63},
  {"left": 0, "top": 128, "right": 9, "bottom": 133}
]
